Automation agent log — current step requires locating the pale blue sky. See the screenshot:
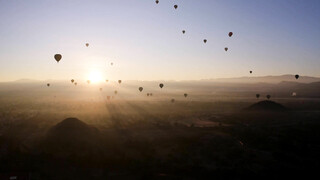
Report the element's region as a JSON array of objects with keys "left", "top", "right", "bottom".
[{"left": 0, "top": 0, "right": 319, "bottom": 82}]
